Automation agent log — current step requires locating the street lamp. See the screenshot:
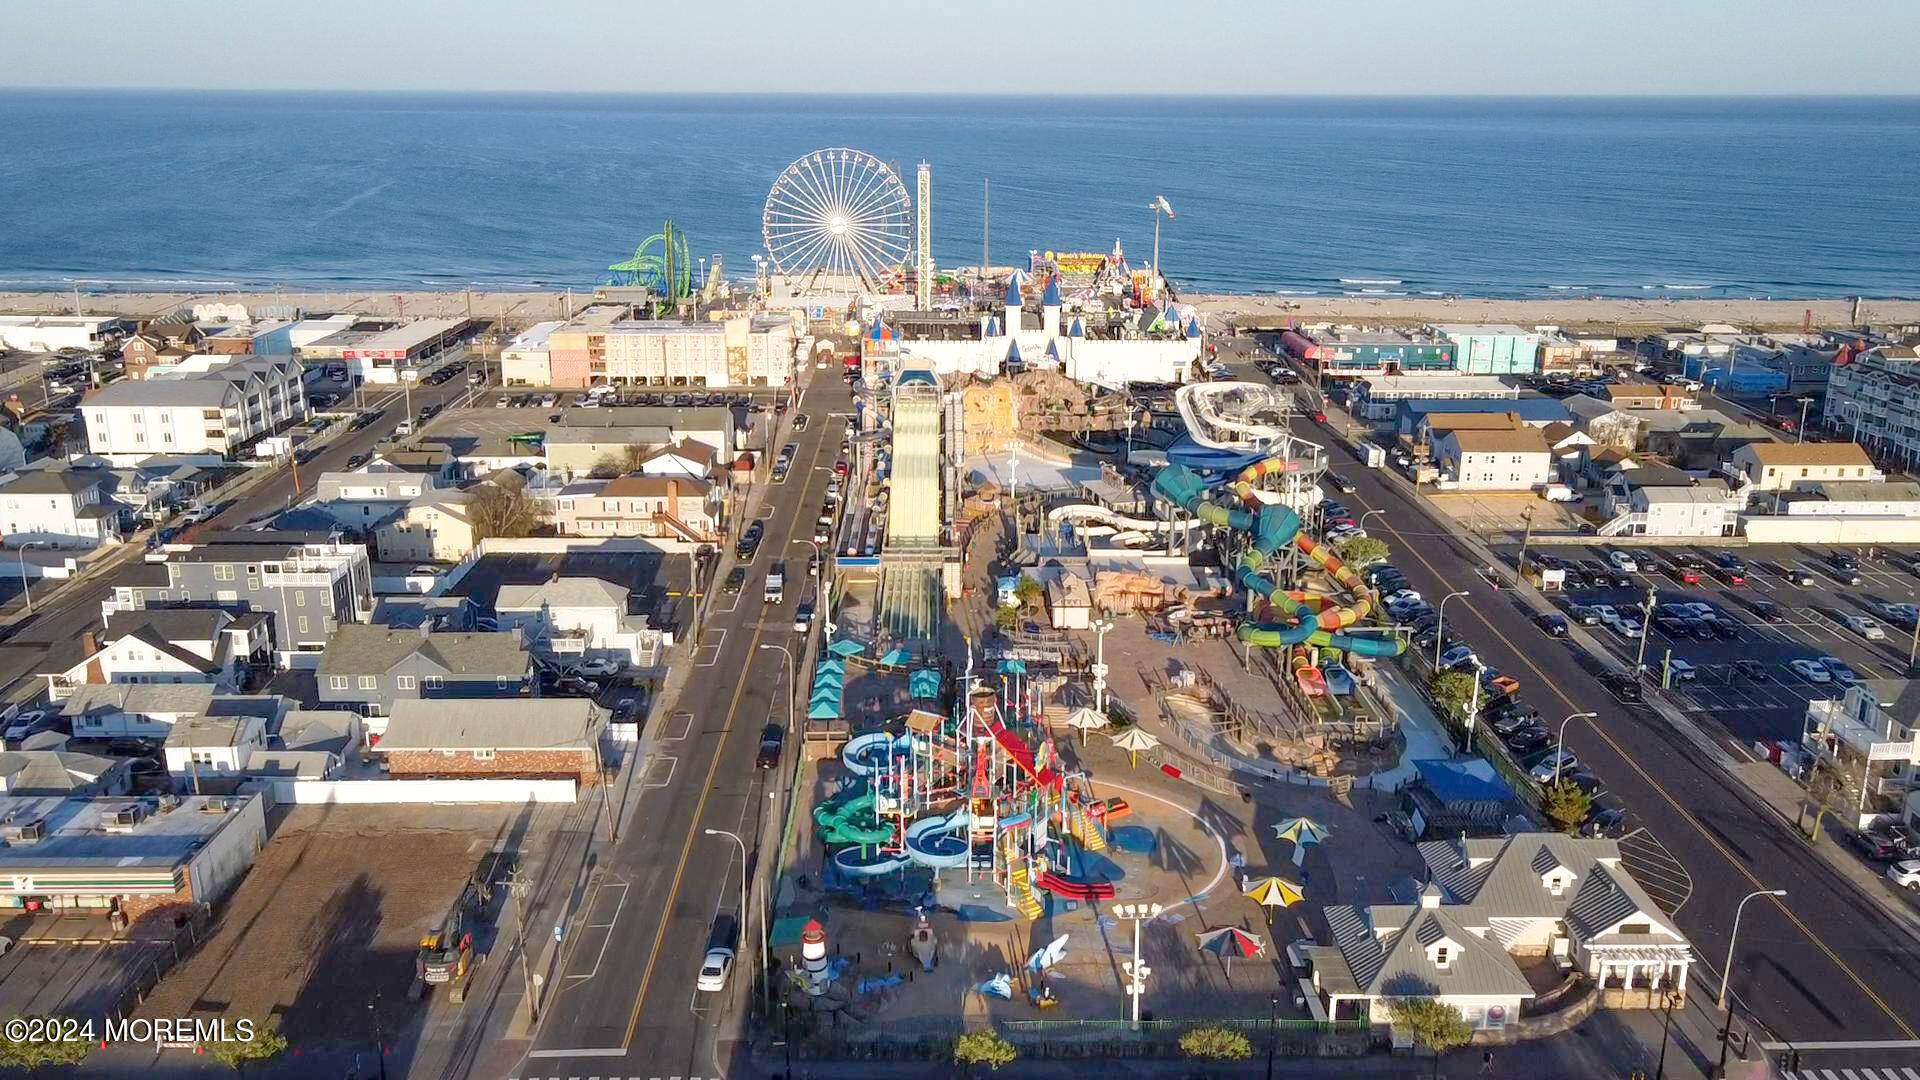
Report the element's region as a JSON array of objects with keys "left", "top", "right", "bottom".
[
  {"left": 15, "top": 540, "right": 48, "bottom": 615},
  {"left": 793, "top": 538, "right": 831, "bottom": 641},
  {"left": 1265, "top": 993, "right": 1280, "bottom": 1080},
  {"left": 1555, "top": 712, "right": 1598, "bottom": 784},
  {"left": 1091, "top": 619, "right": 1114, "bottom": 716},
  {"left": 705, "top": 828, "right": 768, "bottom": 991},
  {"left": 1433, "top": 590, "right": 1470, "bottom": 668},
  {"left": 1115, "top": 900, "right": 1162, "bottom": 1029},
  {"left": 1357, "top": 508, "right": 1387, "bottom": 534},
  {"left": 759, "top": 642, "right": 796, "bottom": 734},
  {"left": 1717, "top": 888, "right": 1786, "bottom": 1076}
]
